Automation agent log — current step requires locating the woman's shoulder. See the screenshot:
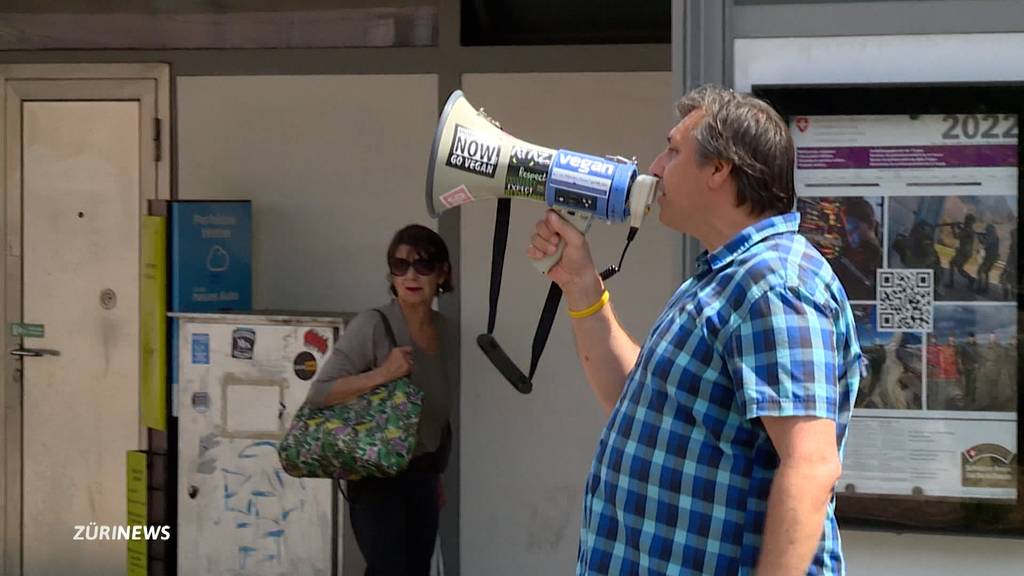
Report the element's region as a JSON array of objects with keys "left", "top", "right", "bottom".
[{"left": 345, "top": 305, "right": 390, "bottom": 337}]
